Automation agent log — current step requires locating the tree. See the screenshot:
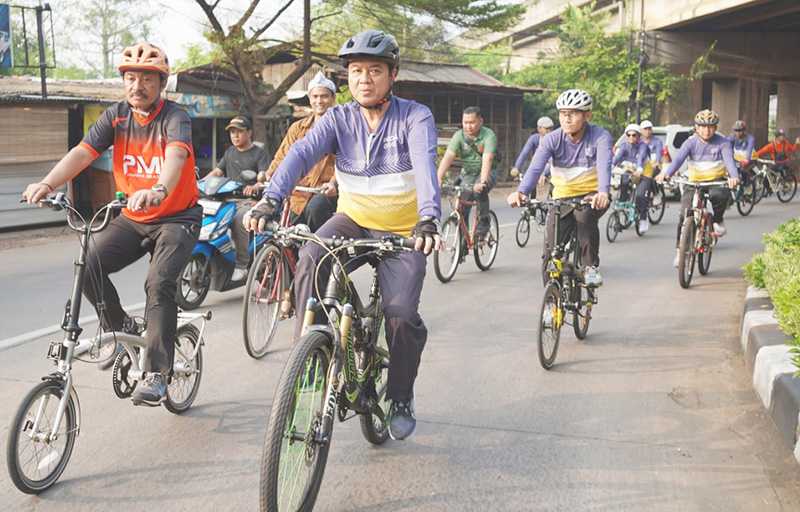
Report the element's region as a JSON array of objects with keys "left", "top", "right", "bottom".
[
  {"left": 58, "top": 0, "right": 154, "bottom": 78},
  {"left": 193, "top": 0, "right": 524, "bottom": 139},
  {"left": 503, "top": 3, "right": 688, "bottom": 133}
]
